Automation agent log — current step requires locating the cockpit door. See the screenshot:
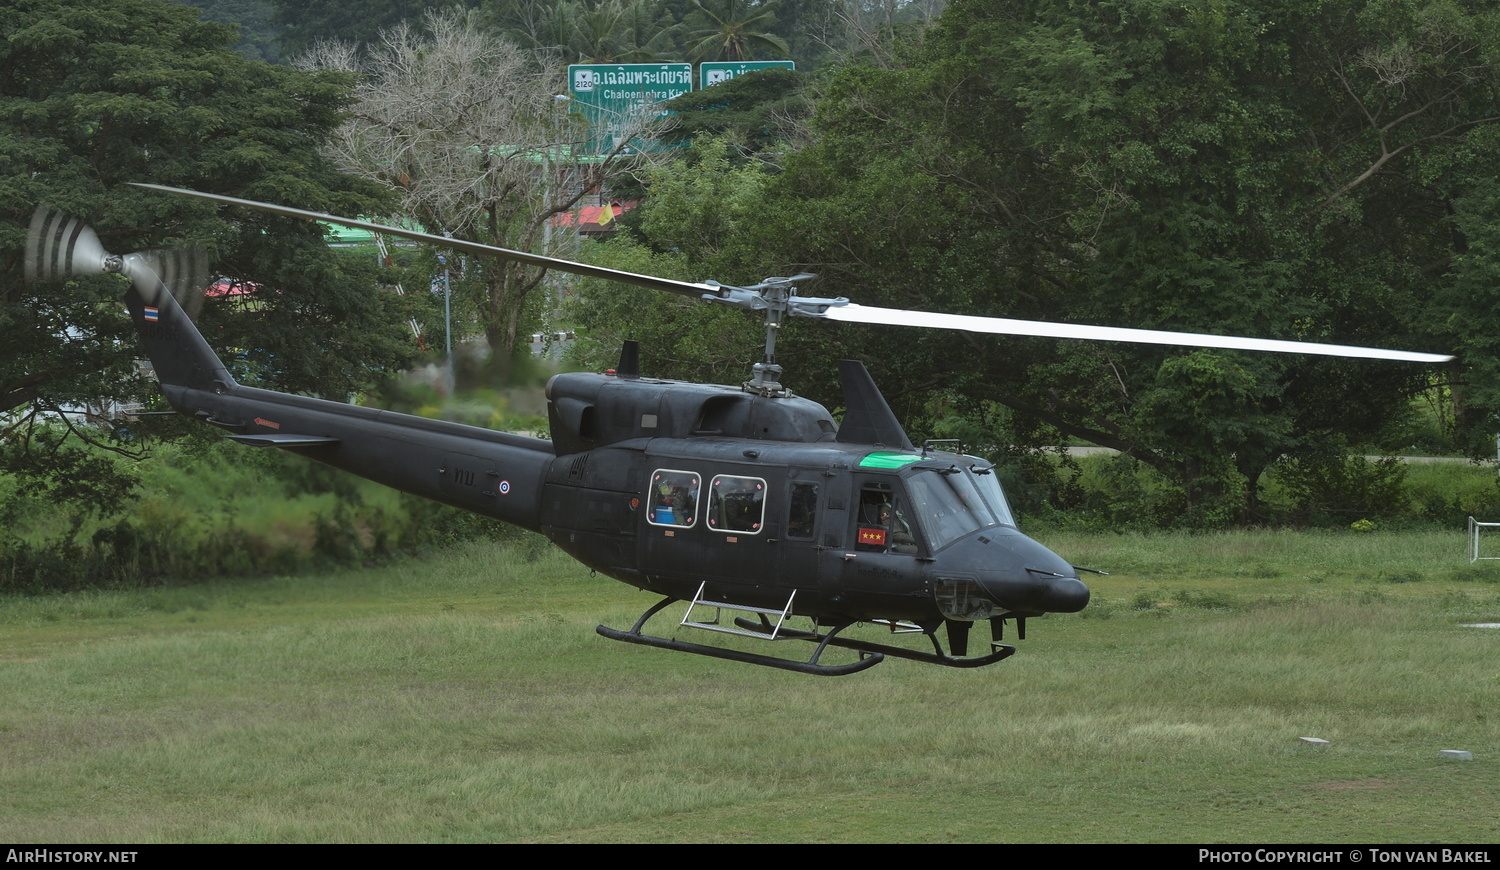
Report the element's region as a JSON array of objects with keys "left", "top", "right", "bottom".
[{"left": 837, "top": 475, "right": 928, "bottom": 610}]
